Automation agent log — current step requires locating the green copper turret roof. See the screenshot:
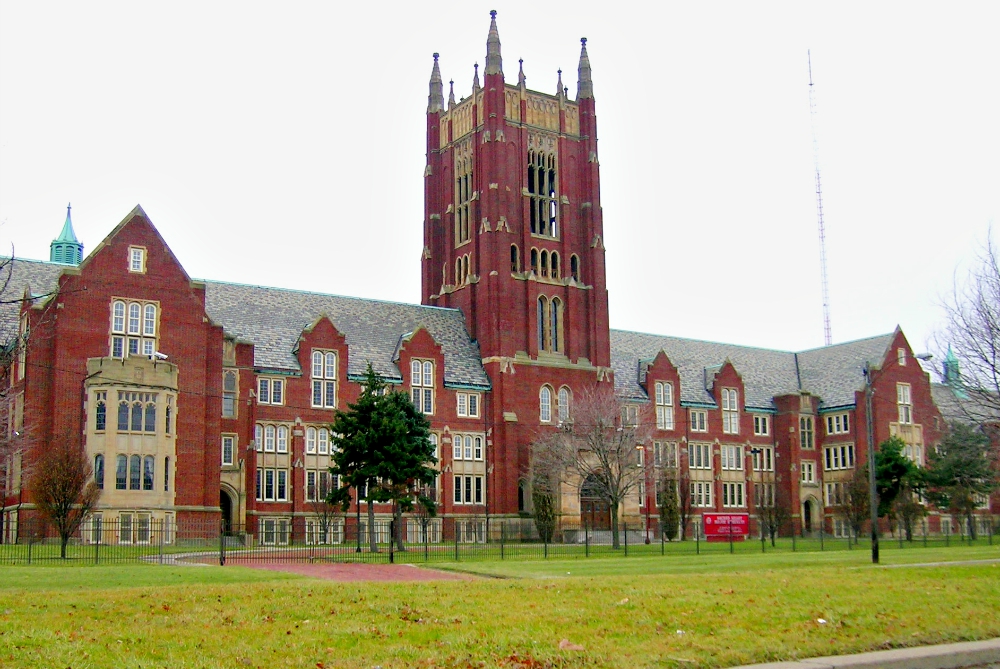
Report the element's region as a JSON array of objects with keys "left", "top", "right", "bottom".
[
  {"left": 50, "top": 203, "right": 84, "bottom": 265},
  {"left": 56, "top": 203, "right": 79, "bottom": 243}
]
